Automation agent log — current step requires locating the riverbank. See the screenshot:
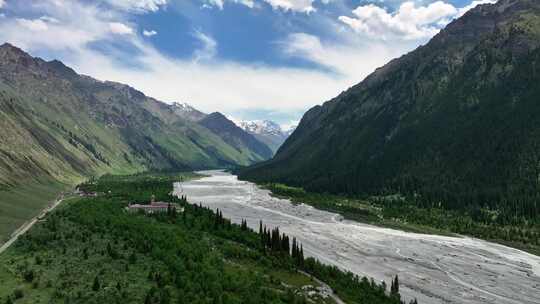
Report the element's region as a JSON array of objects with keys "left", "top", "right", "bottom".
[
  {"left": 260, "top": 183, "right": 540, "bottom": 257},
  {"left": 178, "top": 171, "right": 540, "bottom": 304},
  {"left": 1, "top": 171, "right": 399, "bottom": 304}
]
